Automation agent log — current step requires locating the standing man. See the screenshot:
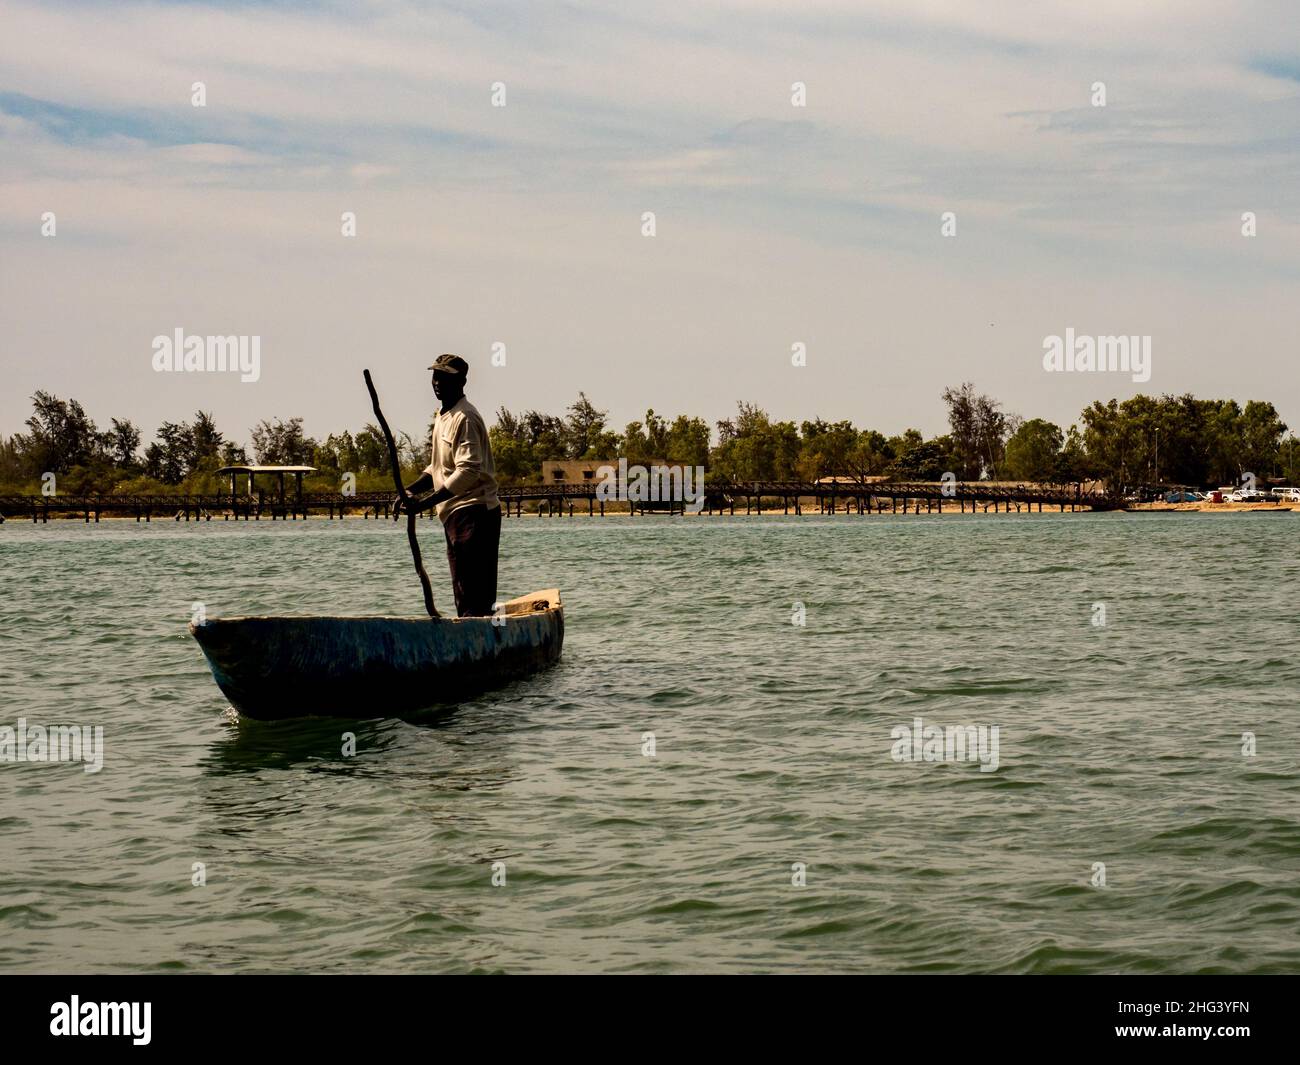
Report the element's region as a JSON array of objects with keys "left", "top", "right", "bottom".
[{"left": 394, "top": 354, "right": 501, "bottom": 617}]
